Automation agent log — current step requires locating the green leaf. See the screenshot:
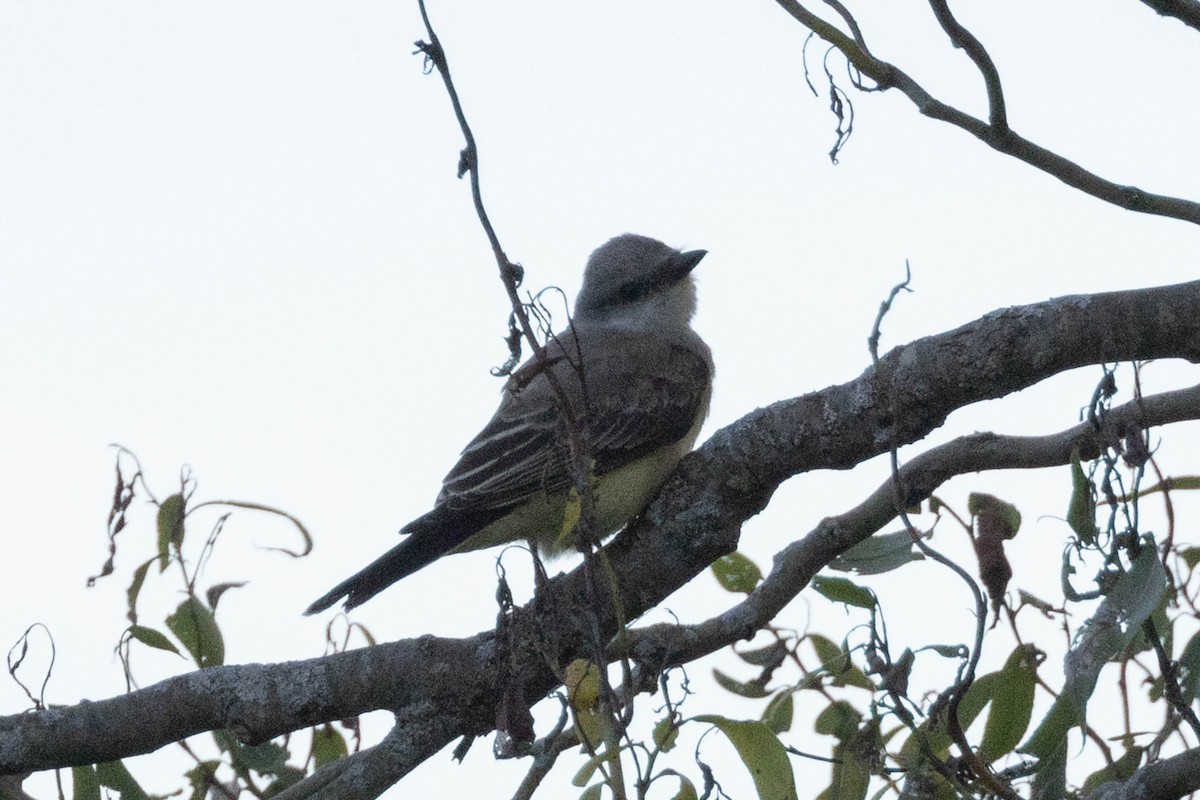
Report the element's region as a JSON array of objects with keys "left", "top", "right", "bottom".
[
  {"left": 1030, "top": 738, "right": 1067, "bottom": 800},
  {"left": 166, "top": 596, "right": 225, "bottom": 668},
  {"left": 1082, "top": 746, "right": 1143, "bottom": 794},
  {"left": 262, "top": 765, "right": 305, "bottom": 797},
  {"left": 920, "top": 644, "right": 966, "bottom": 659},
  {"left": 126, "top": 557, "right": 155, "bottom": 624},
  {"left": 128, "top": 624, "right": 182, "bottom": 656},
  {"left": 694, "top": 715, "right": 797, "bottom": 800},
  {"left": 814, "top": 701, "right": 861, "bottom": 740},
  {"left": 1124, "top": 592, "right": 1172, "bottom": 657},
  {"left": 156, "top": 493, "right": 186, "bottom": 572},
  {"left": 653, "top": 716, "right": 680, "bottom": 752},
  {"left": 1066, "top": 449, "right": 1098, "bottom": 544},
  {"left": 72, "top": 765, "right": 101, "bottom": 800},
  {"left": 236, "top": 741, "right": 289, "bottom": 775},
  {"left": 762, "top": 691, "right": 794, "bottom": 733},
  {"left": 823, "top": 722, "right": 877, "bottom": 800},
  {"left": 735, "top": 639, "right": 789, "bottom": 667},
  {"left": 828, "top": 529, "right": 925, "bottom": 575},
  {"left": 207, "top": 581, "right": 247, "bottom": 612},
  {"left": 1177, "top": 630, "right": 1200, "bottom": 704},
  {"left": 809, "top": 634, "right": 849, "bottom": 674},
  {"left": 978, "top": 644, "right": 1038, "bottom": 762},
  {"left": 213, "top": 728, "right": 237, "bottom": 753},
  {"left": 572, "top": 750, "right": 617, "bottom": 788},
  {"left": 671, "top": 774, "right": 699, "bottom": 800},
  {"left": 837, "top": 666, "right": 874, "bottom": 690},
  {"left": 898, "top": 671, "right": 999, "bottom": 763},
  {"left": 1181, "top": 546, "right": 1200, "bottom": 570},
  {"left": 184, "top": 760, "right": 221, "bottom": 800},
  {"left": 95, "top": 761, "right": 150, "bottom": 800},
  {"left": 811, "top": 576, "right": 876, "bottom": 609},
  {"left": 967, "top": 493, "right": 1021, "bottom": 537},
  {"left": 1022, "top": 540, "right": 1166, "bottom": 757},
  {"left": 711, "top": 552, "right": 762, "bottom": 594},
  {"left": 579, "top": 784, "right": 604, "bottom": 800},
  {"left": 713, "top": 668, "right": 770, "bottom": 698},
  {"left": 312, "top": 725, "right": 349, "bottom": 767}
]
